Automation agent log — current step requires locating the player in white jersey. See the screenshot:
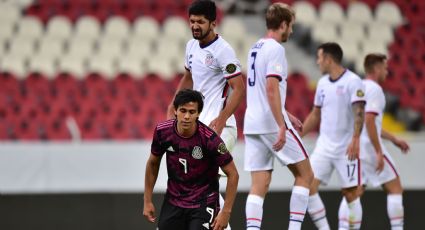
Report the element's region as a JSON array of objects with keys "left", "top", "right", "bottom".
[
  {"left": 166, "top": 1, "right": 245, "bottom": 229},
  {"left": 337, "top": 53, "right": 409, "bottom": 230},
  {"left": 301, "top": 42, "right": 366, "bottom": 230},
  {"left": 244, "top": 3, "right": 313, "bottom": 230}
]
